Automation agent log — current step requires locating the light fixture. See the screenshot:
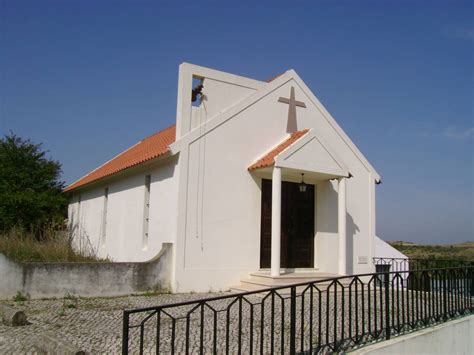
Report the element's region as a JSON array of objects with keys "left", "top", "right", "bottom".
[{"left": 299, "top": 173, "right": 307, "bottom": 193}]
